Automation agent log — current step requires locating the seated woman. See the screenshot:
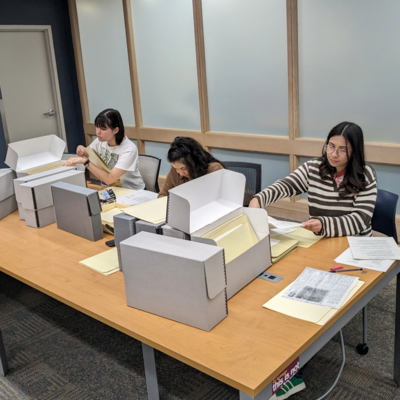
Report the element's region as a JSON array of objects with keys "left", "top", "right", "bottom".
[
  {"left": 158, "top": 136, "right": 224, "bottom": 197},
  {"left": 250, "top": 121, "right": 377, "bottom": 237},
  {"left": 250, "top": 122, "right": 377, "bottom": 400},
  {"left": 64, "top": 109, "right": 145, "bottom": 190}
]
